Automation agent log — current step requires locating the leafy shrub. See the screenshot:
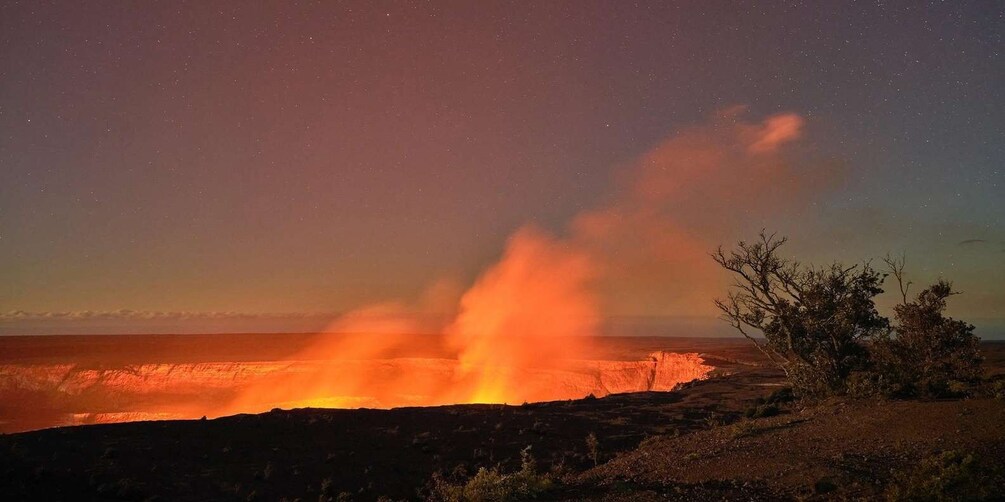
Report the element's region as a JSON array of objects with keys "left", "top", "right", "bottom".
[
  {"left": 428, "top": 446, "right": 553, "bottom": 502},
  {"left": 764, "top": 387, "right": 794, "bottom": 404},
  {"left": 872, "top": 257, "right": 983, "bottom": 398},
  {"left": 746, "top": 387, "right": 793, "bottom": 416},
  {"left": 985, "top": 377, "right": 1005, "bottom": 400},
  {"left": 886, "top": 451, "right": 1002, "bottom": 501},
  {"left": 844, "top": 371, "right": 900, "bottom": 397}
]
